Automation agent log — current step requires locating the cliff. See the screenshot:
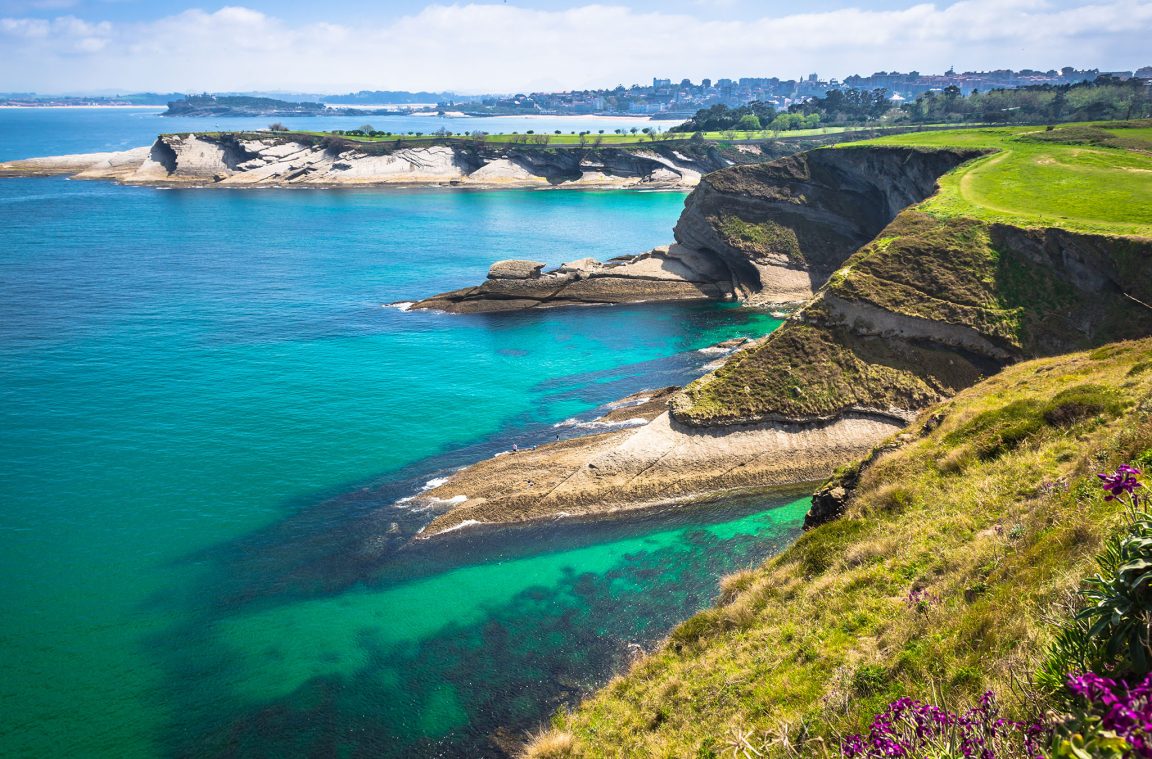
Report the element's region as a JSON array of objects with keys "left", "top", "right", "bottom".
[
  {"left": 671, "top": 211, "right": 1152, "bottom": 428},
  {"left": 412, "top": 143, "right": 981, "bottom": 313},
  {"left": 671, "top": 145, "right": 991, "bottom": 304},
  {"left": 0, "top": 128, "right": 913, "bottom": 189},
  {"left": 0, "top": 132, "right": 757, "bottom": 189}
]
